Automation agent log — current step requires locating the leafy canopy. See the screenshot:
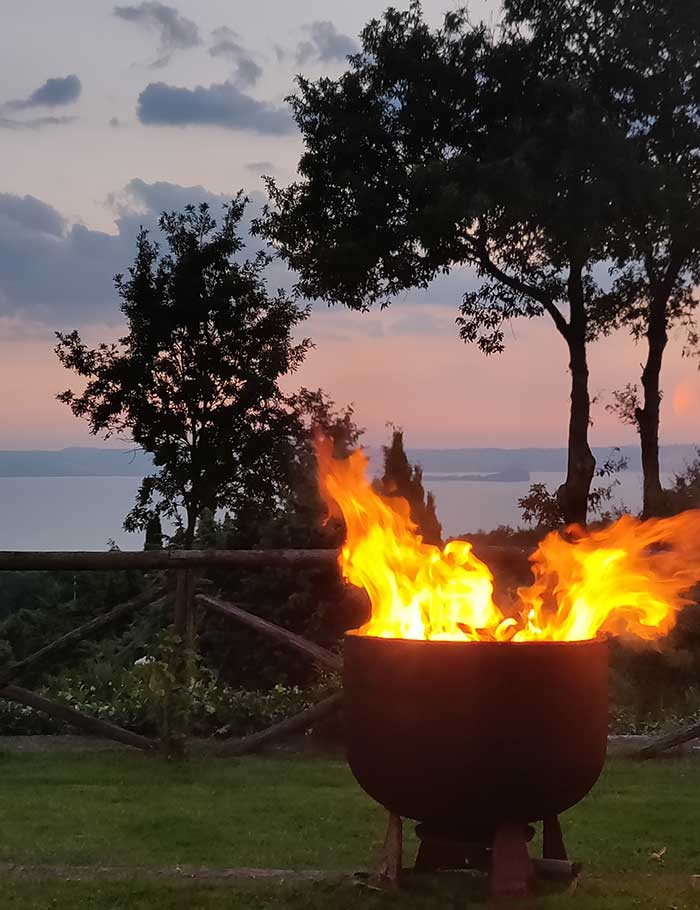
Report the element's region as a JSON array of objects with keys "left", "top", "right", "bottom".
[
  {"left": 258, "top": 2, "right": 630, "bottom": 352},
  {"left": 506, "top": 0, "right": 700, "bottom": 340},
  {"left": 56, "top": 198, "right": 311, "bottom": 543}
]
